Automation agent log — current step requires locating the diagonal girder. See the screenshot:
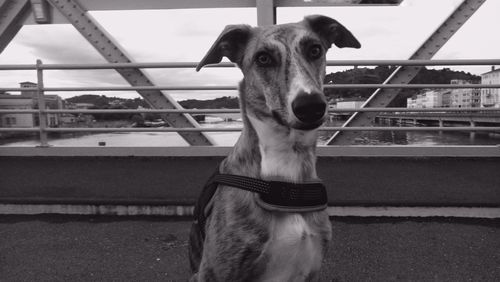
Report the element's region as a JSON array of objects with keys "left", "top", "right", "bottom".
[
  {"left": 328, "top": 0, "right": 486, "bottom": 145},
  {"left": 46, "top": 0, "right": 214, "bottom": 145},
  {"left": 0, "top": 0, "right": 31, "bottom": 54}
]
